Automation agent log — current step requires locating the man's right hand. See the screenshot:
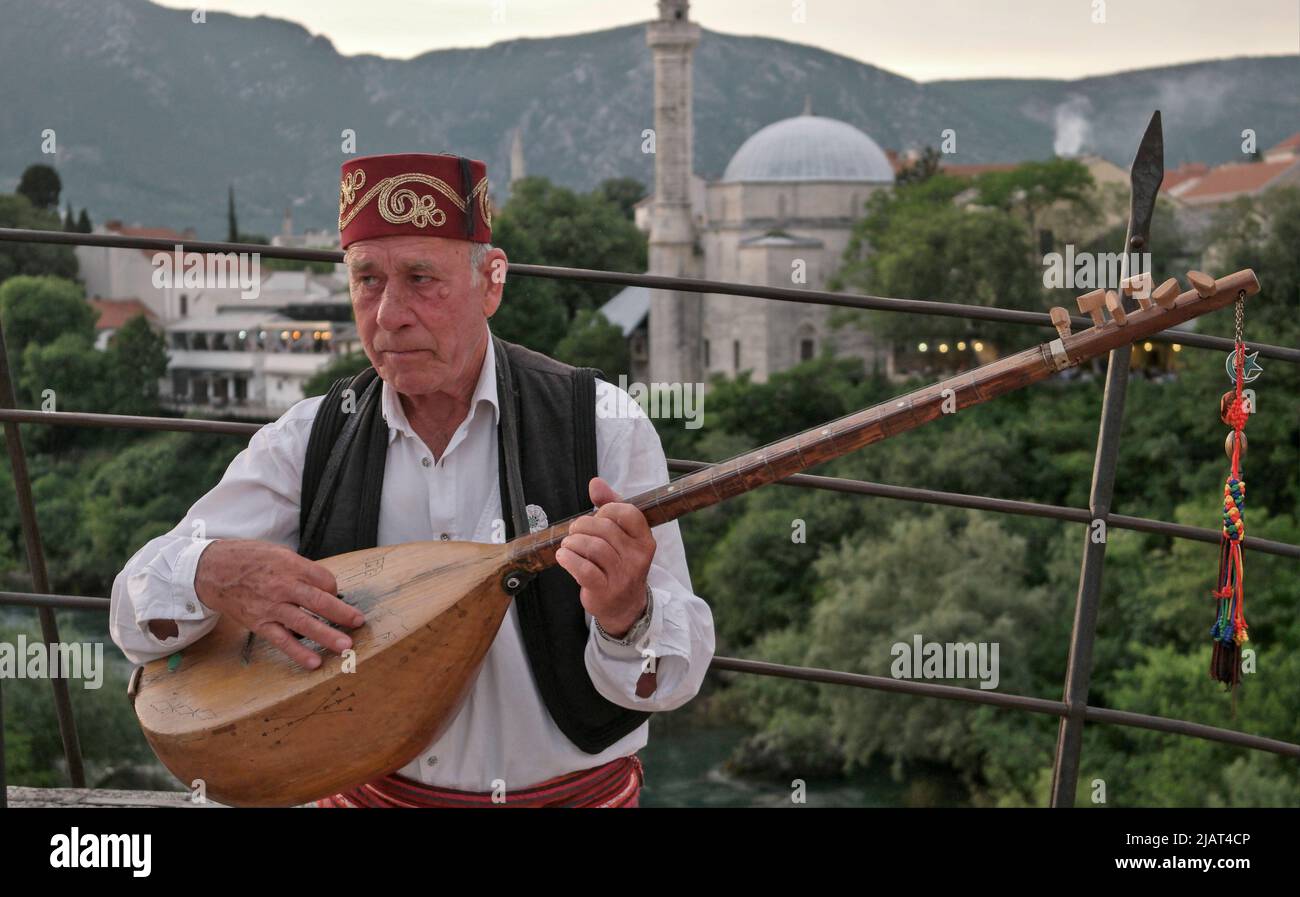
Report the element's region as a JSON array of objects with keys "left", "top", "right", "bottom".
[{"left": 192, "top": 539, "right": 365, "bottom": 669}]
